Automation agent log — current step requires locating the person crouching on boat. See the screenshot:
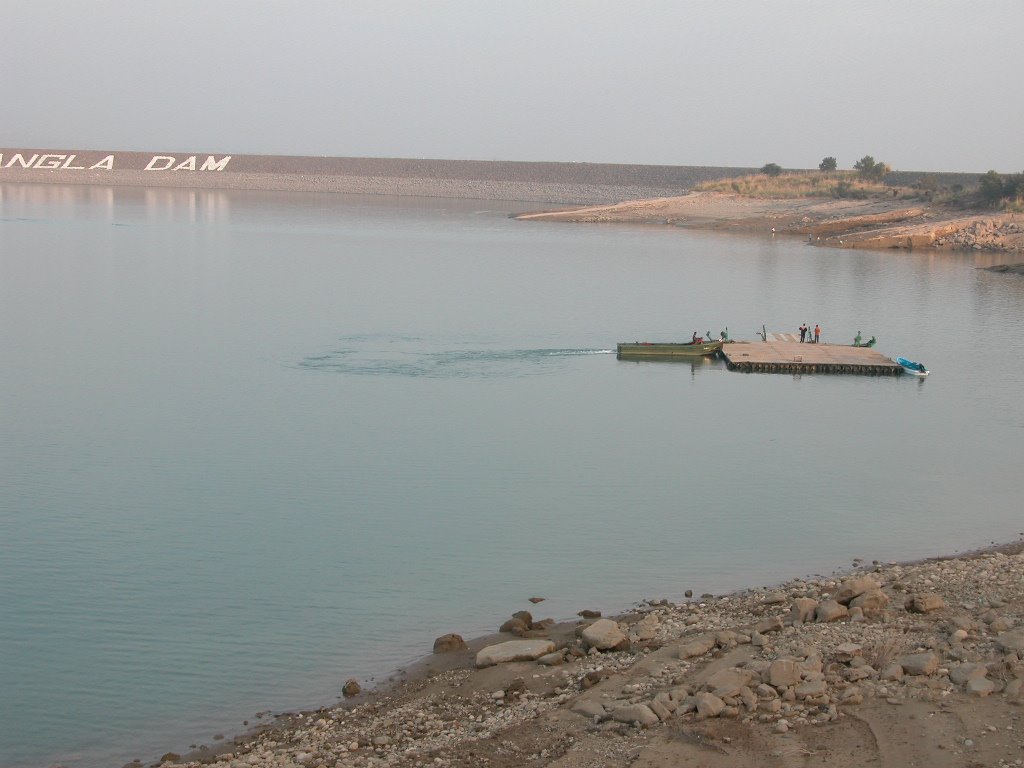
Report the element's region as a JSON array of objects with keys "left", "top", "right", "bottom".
[{"left": 692, "top": 332, "right": 699, "bottom": 343}]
